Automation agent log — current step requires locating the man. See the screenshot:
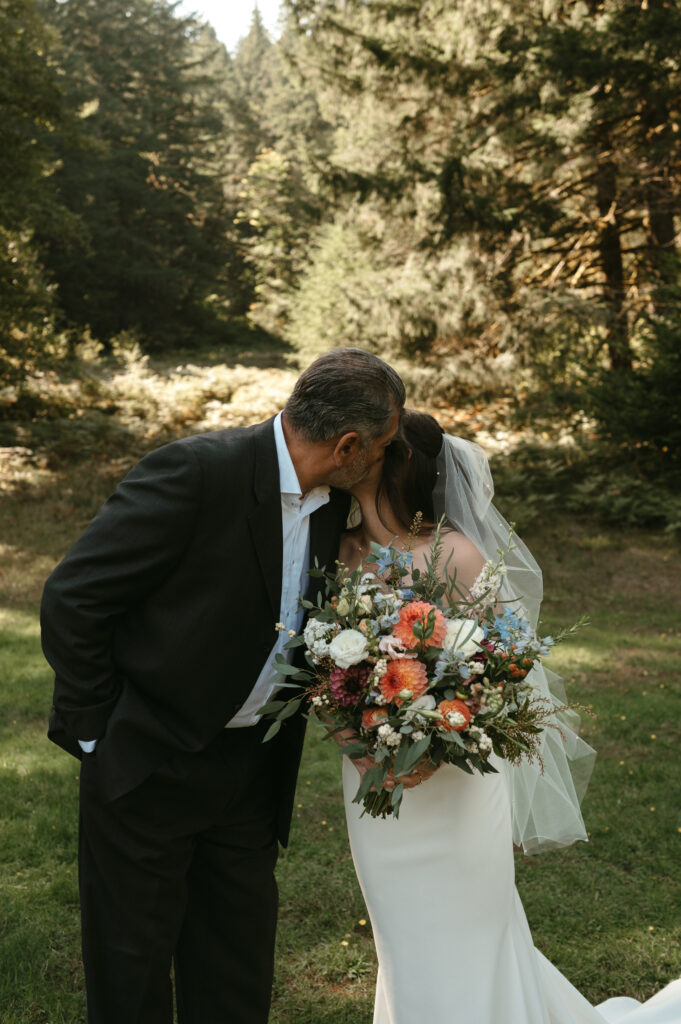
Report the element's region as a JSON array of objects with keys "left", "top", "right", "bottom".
[{"left": 41, "top": 347, "right": 405, "bottom": 1024}]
